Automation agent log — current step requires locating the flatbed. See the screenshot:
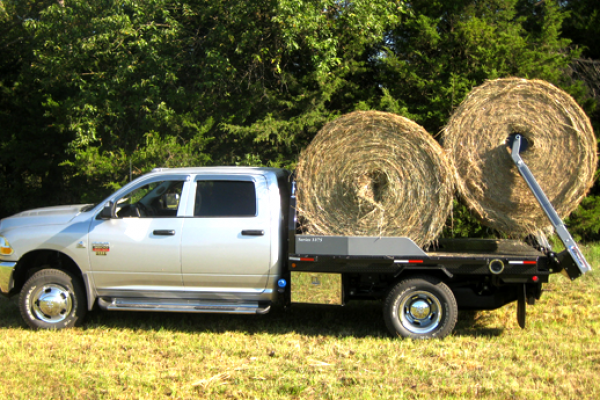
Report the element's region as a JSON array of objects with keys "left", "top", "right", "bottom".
[{"left": 283, "top": 135, "right": 590, "bottom": 338}]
